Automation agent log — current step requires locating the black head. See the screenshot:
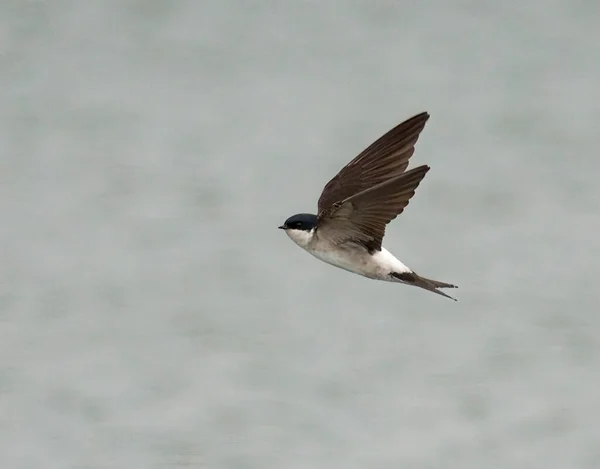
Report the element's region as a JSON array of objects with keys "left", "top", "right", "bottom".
[{"left": 278, "top": 213, "right": 318, "bottom": 231}]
